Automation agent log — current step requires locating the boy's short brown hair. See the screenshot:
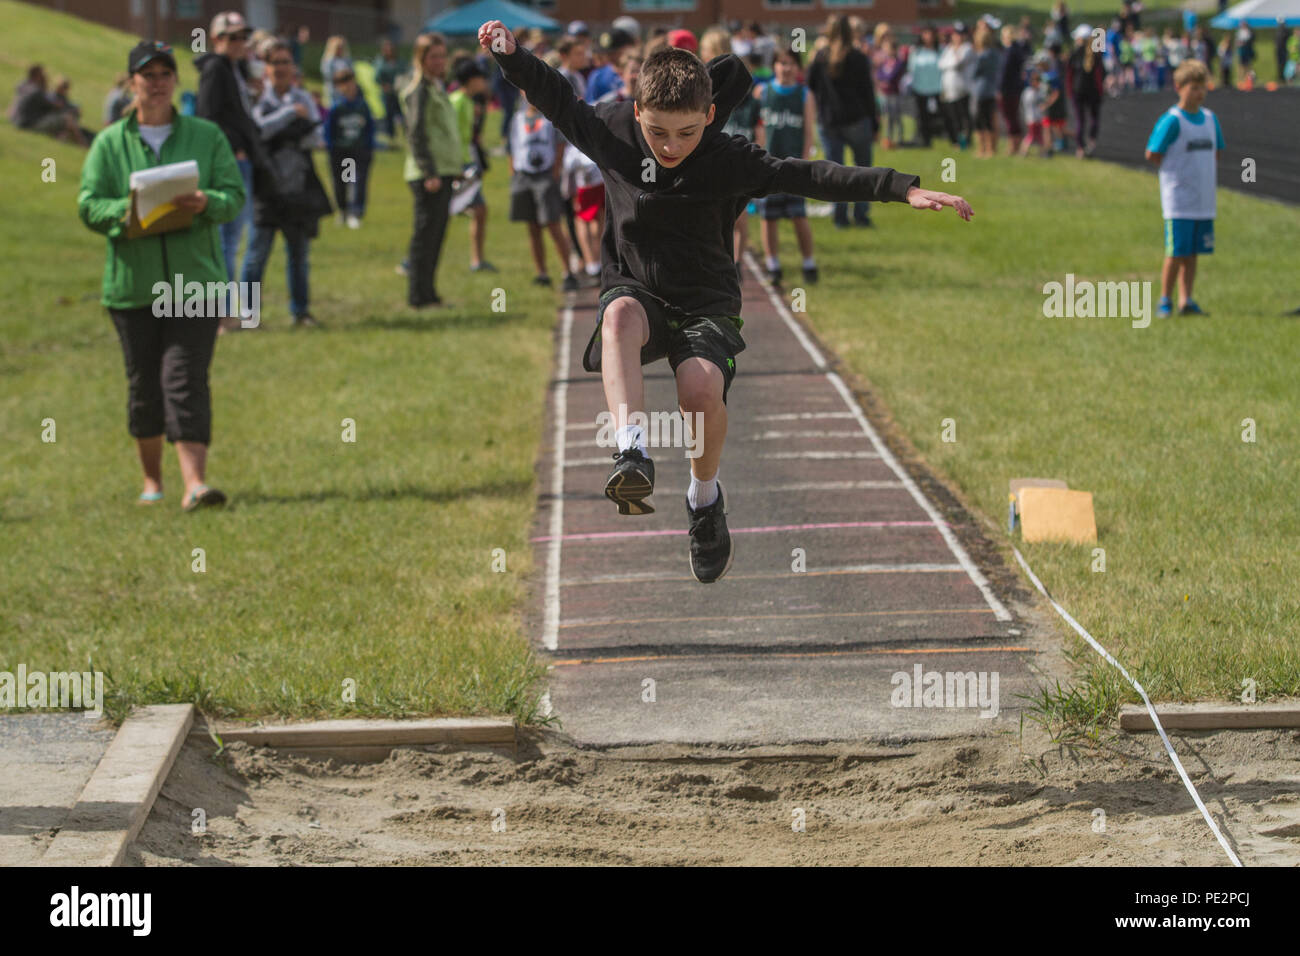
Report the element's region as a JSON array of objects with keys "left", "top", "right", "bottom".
[
  {"left": 635, "top": 46, "right": 711, "bottom": 114},
  {"left": 1173, "top": 59, "right": 1209, "bottom": 88}
]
